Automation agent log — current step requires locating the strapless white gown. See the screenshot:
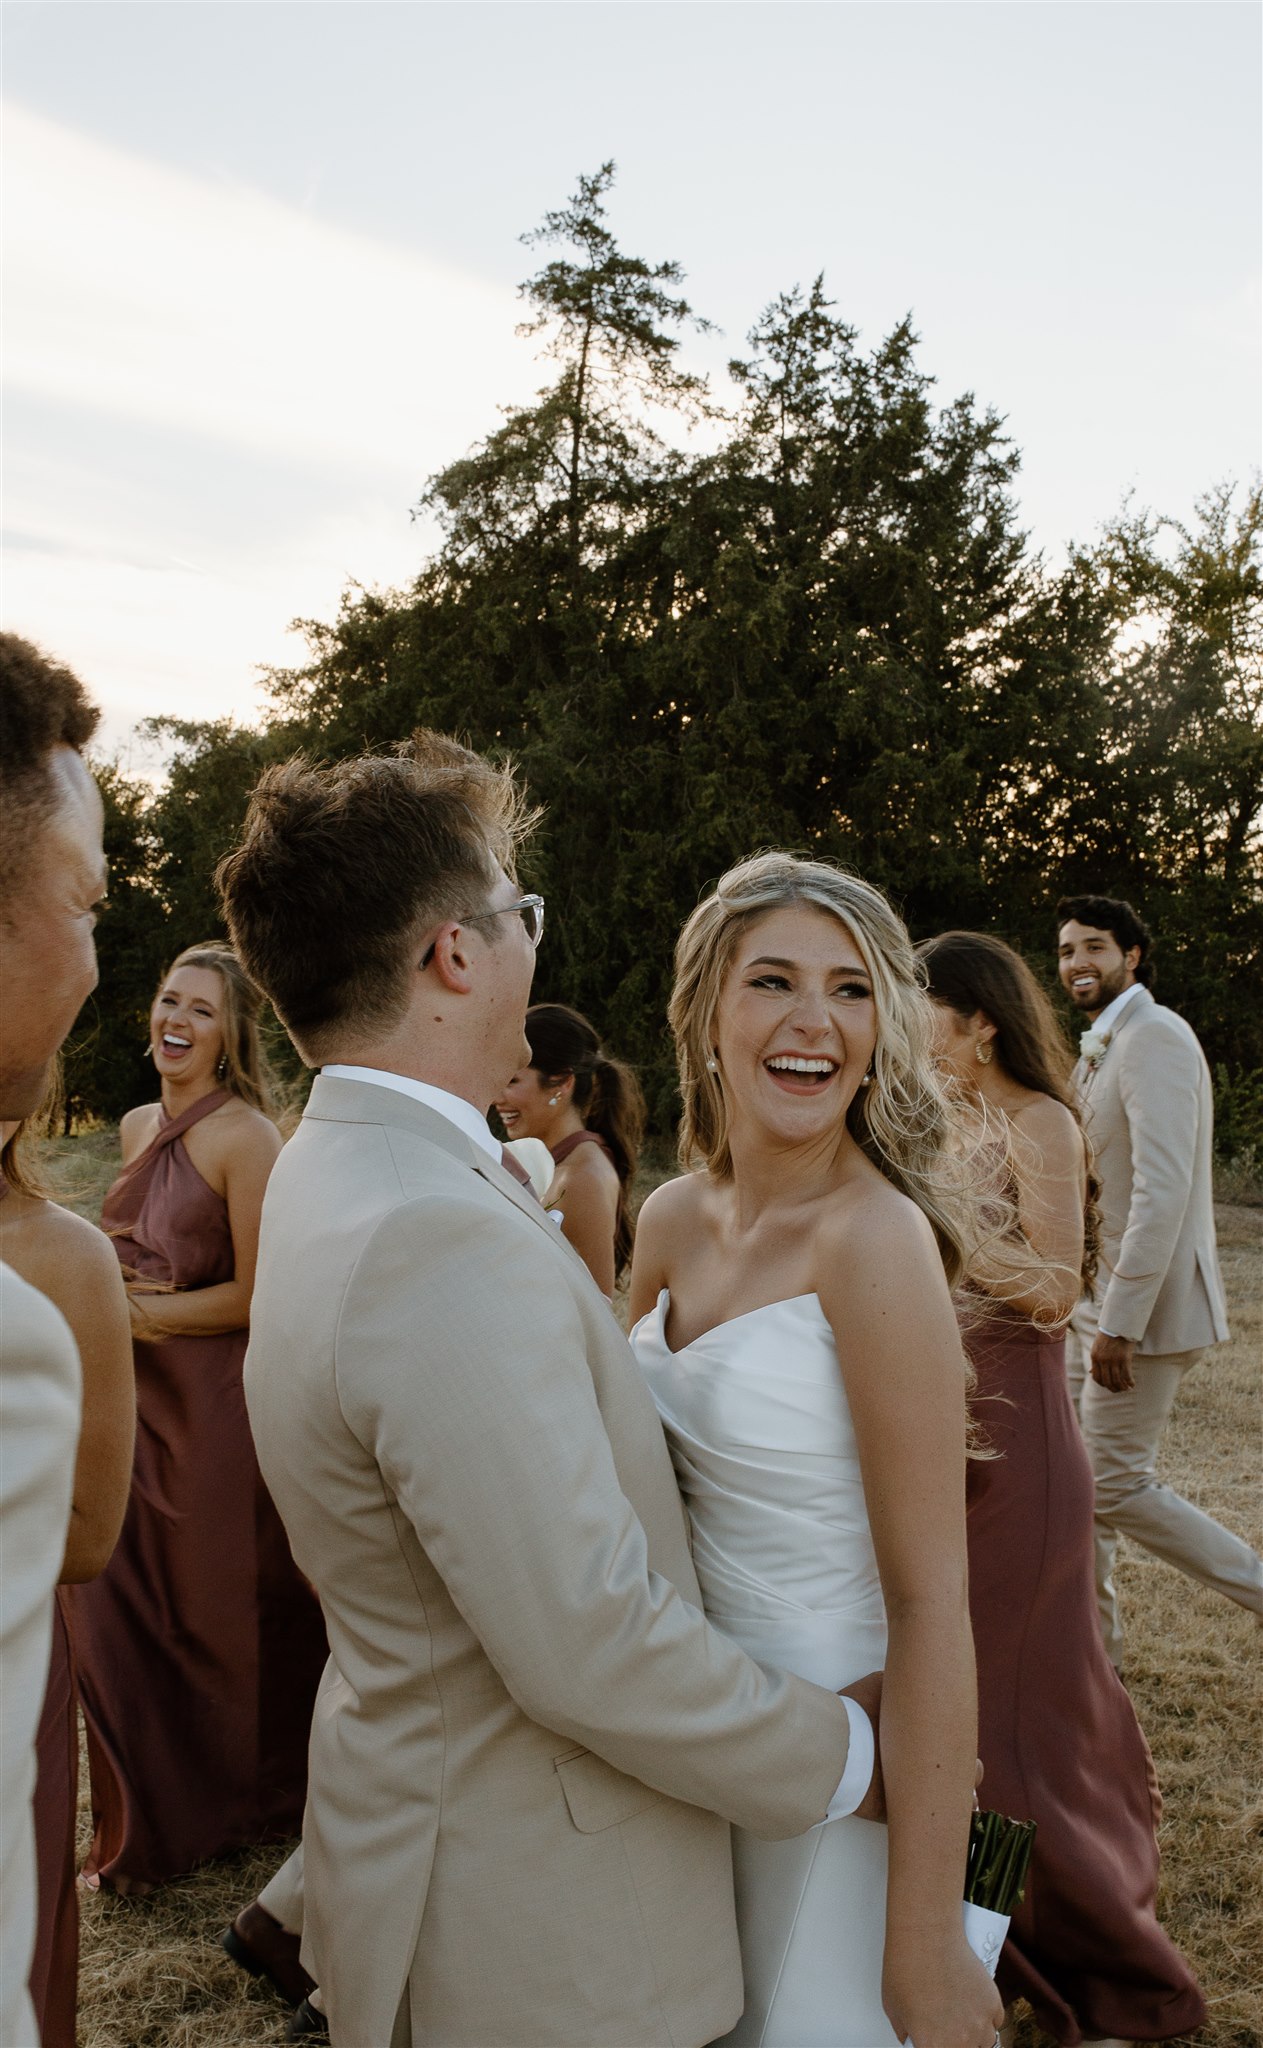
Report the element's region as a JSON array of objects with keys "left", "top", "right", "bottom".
[{"left": 631, "top": 1289, "right": 897, "bottom": 2048}]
